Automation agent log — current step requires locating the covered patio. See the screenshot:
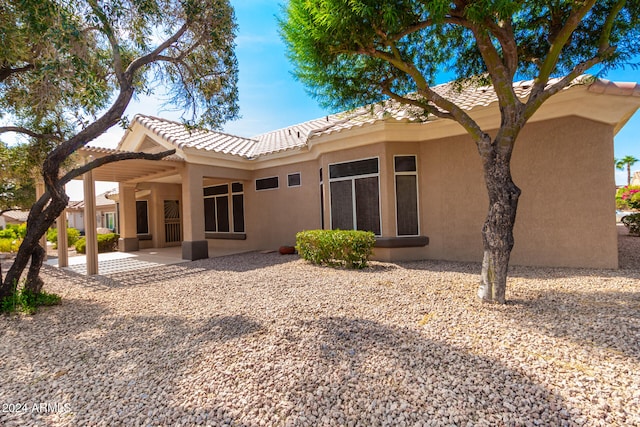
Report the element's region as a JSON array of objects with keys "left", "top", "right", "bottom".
[{"left": 58, "top": 146, "right": 249, "bottom": 276}]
